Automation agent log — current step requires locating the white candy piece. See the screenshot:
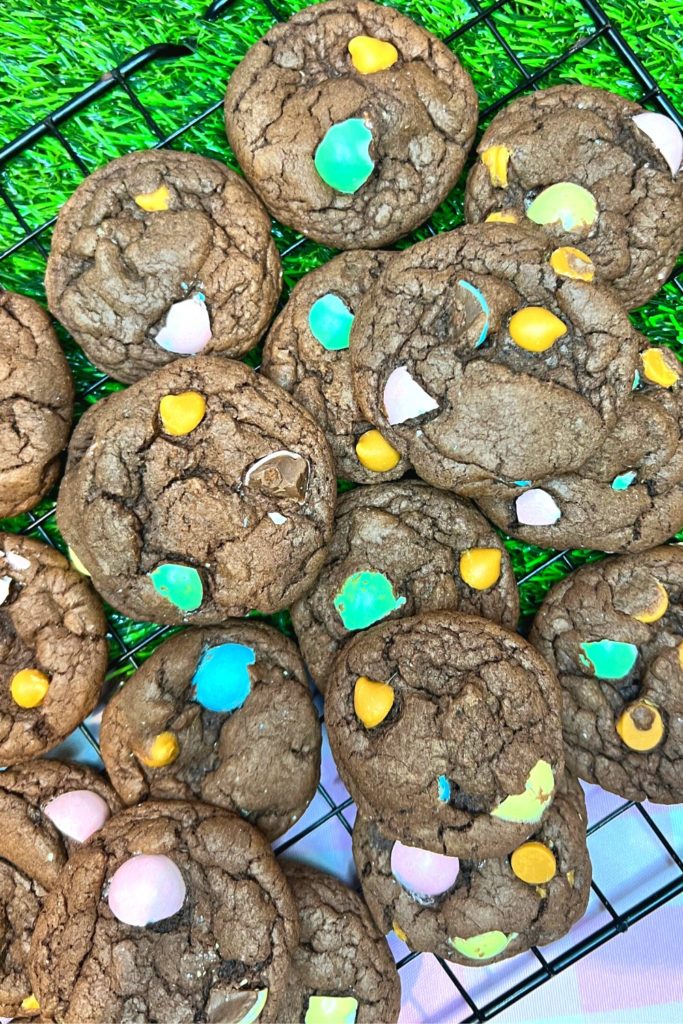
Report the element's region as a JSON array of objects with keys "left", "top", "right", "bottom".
[
  {"left": 268, "top": 512, "right": 288, "bottom": 525},
  {"left": 4, "top": 551, "right": 30, "bottom": 571},
  {"left": 632, "top": 112, "right": 683, "bottom": 177},
  {"left": 155, "top": 296, "right": 212, "bottom": 355},
  {"left": 383, "top": 366, "right": 439, "bottom": 426},
  {"left": 516, "top": 488, "right": 561, "bottom": 526},
  {"left": 0, "top": 575, "right": 11, "bottom": 605}
]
